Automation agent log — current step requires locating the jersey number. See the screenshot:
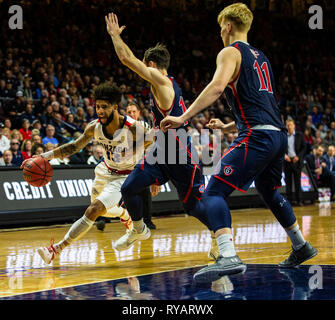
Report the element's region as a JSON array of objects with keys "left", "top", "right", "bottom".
[{"left": 253, "top": 61, "right": 273, "bottom": 93}]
